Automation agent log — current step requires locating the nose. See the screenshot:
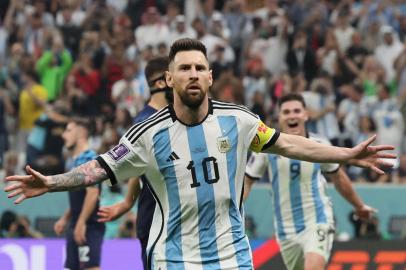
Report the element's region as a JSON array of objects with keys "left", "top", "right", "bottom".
[{"left": 189, "top": 66, "right": 198, "bottom": 79}]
